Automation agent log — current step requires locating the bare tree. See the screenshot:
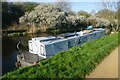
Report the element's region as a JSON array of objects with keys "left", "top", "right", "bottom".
[
  {"left": 90, "top": 10, "right": 96, "bottom": 15},
  {"left": 99, "top": 0, "right": 120, "bottom": 32},
  {"left": 100, "top": 0, "right": 119, "bottom": 11},
  {"left": 55, "top": 0, "right": 71, "bottom": 11}
]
